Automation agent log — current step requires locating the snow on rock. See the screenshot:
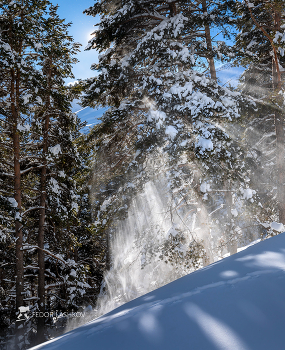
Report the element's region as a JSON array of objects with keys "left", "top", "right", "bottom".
[
  {"left": 30, "top": 233, "right": 285, "bottom": 350},
  {"left": 231, "top": 208, "right": 239, "bottom": 217}
]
